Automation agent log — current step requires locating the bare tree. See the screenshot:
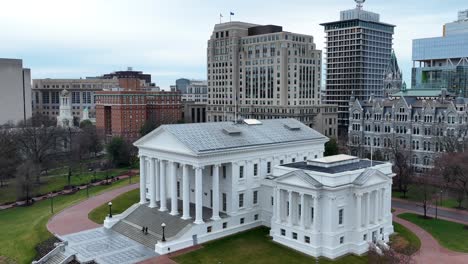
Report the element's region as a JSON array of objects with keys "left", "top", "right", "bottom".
[
  {"left": 434, "top": 152, "right": 468, "bottom": 208},
  {"left": 0, "top": 130, "right": 19, "bottom": 188},
  {"left": 368, "top": 244, "right": 414, "bottom": 264},
  {"left": 15, "top": 161, "right": 40, "bottom": 205},
  {"left": 390, "top": 142, "right": 414, "bottom": 198}
]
